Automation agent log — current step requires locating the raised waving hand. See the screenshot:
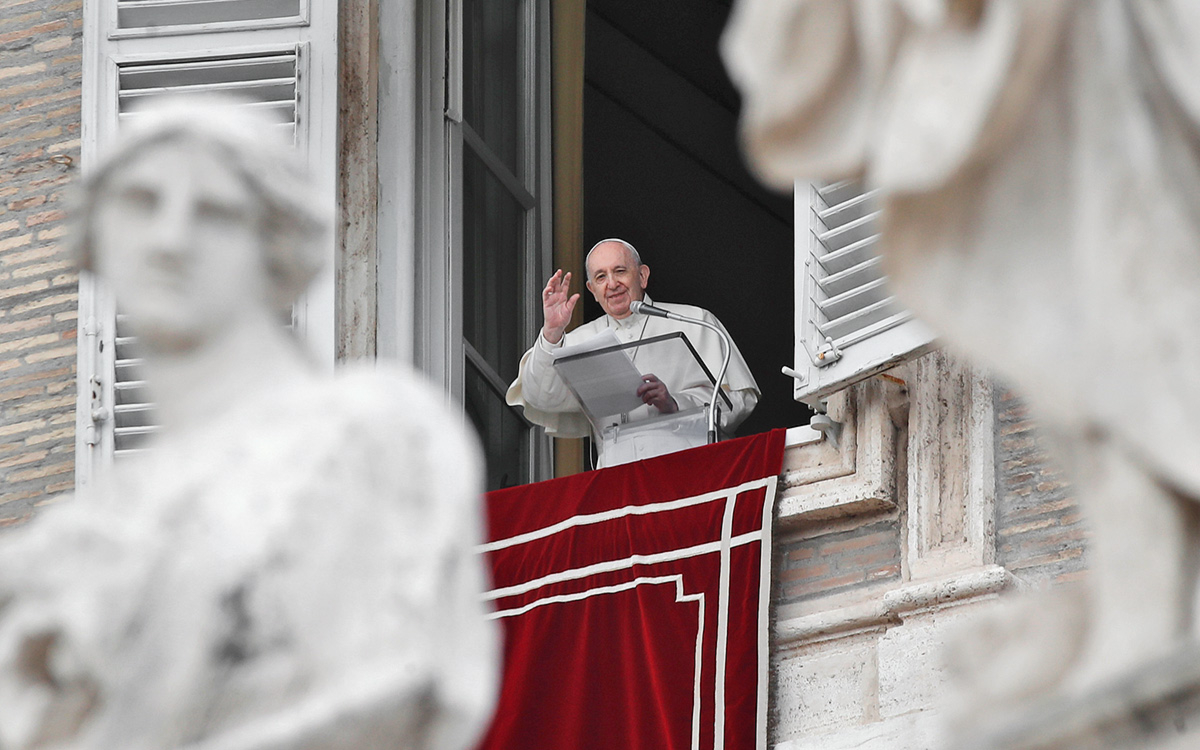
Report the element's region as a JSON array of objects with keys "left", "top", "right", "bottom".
[{"left": 541, "top": 269, "right": 580, "bottom": 344}]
